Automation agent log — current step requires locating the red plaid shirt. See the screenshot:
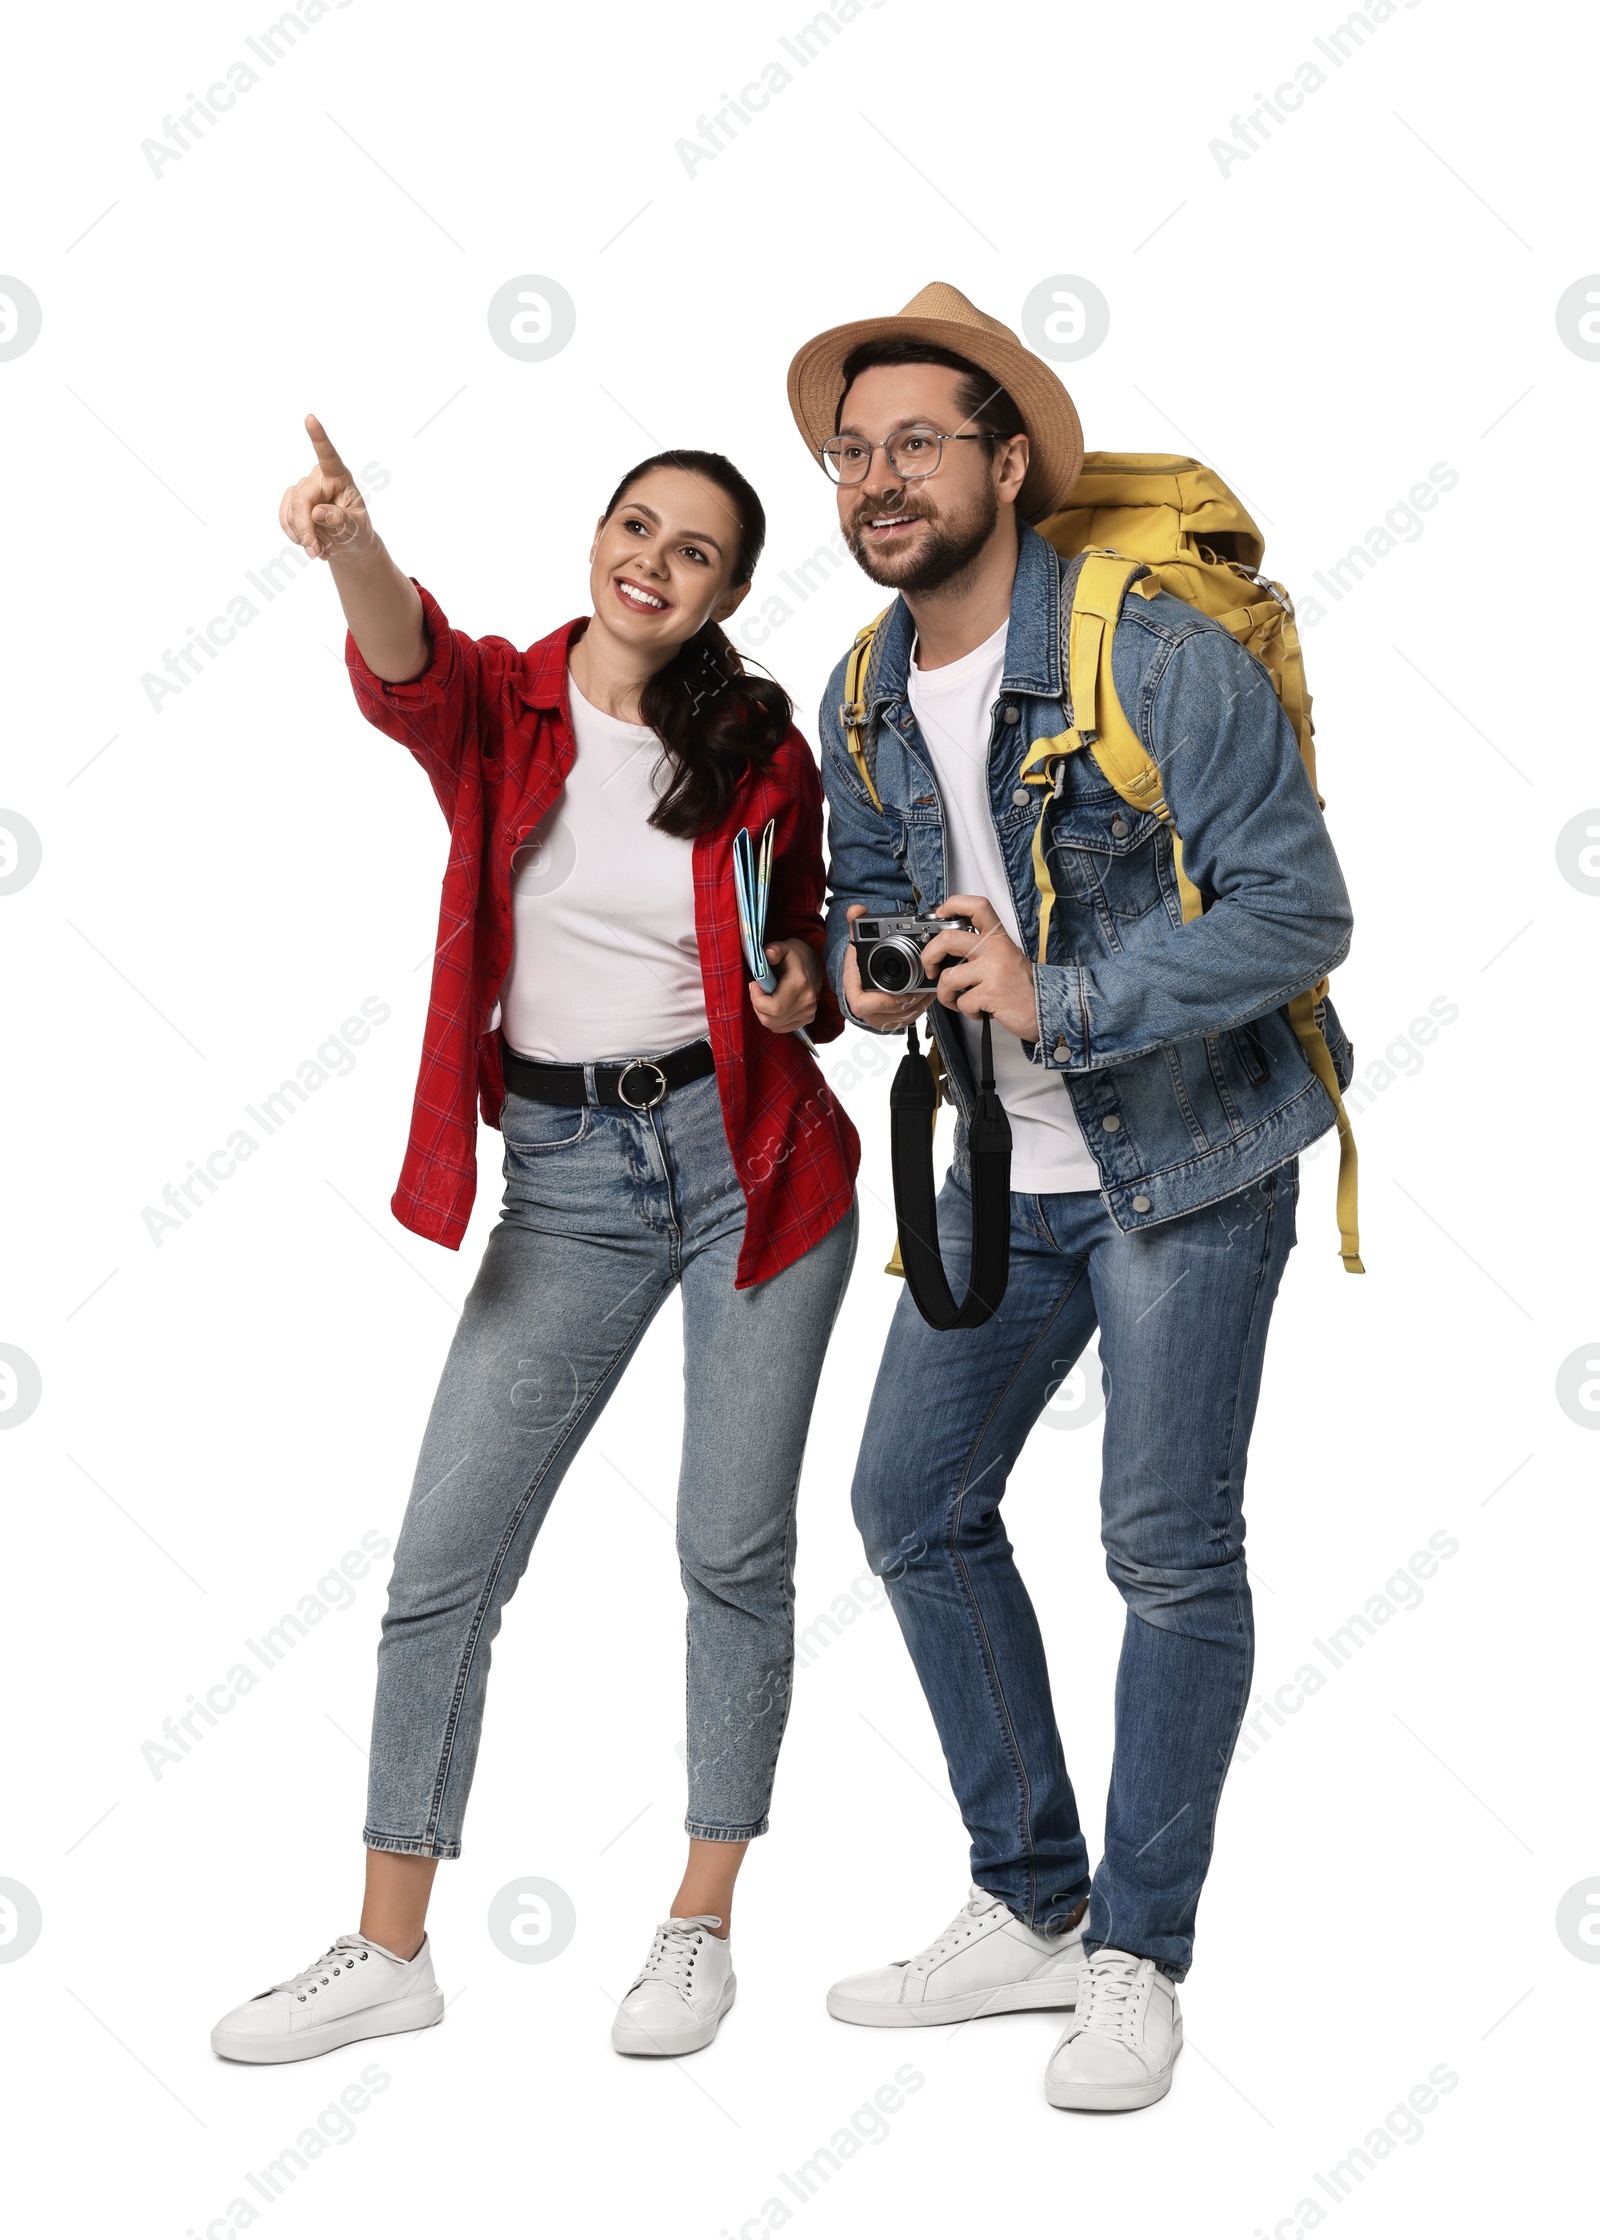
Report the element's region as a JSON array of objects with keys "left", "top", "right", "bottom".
[{"left": 346, "top": 585, "right": 859, "bottom": 1287}]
